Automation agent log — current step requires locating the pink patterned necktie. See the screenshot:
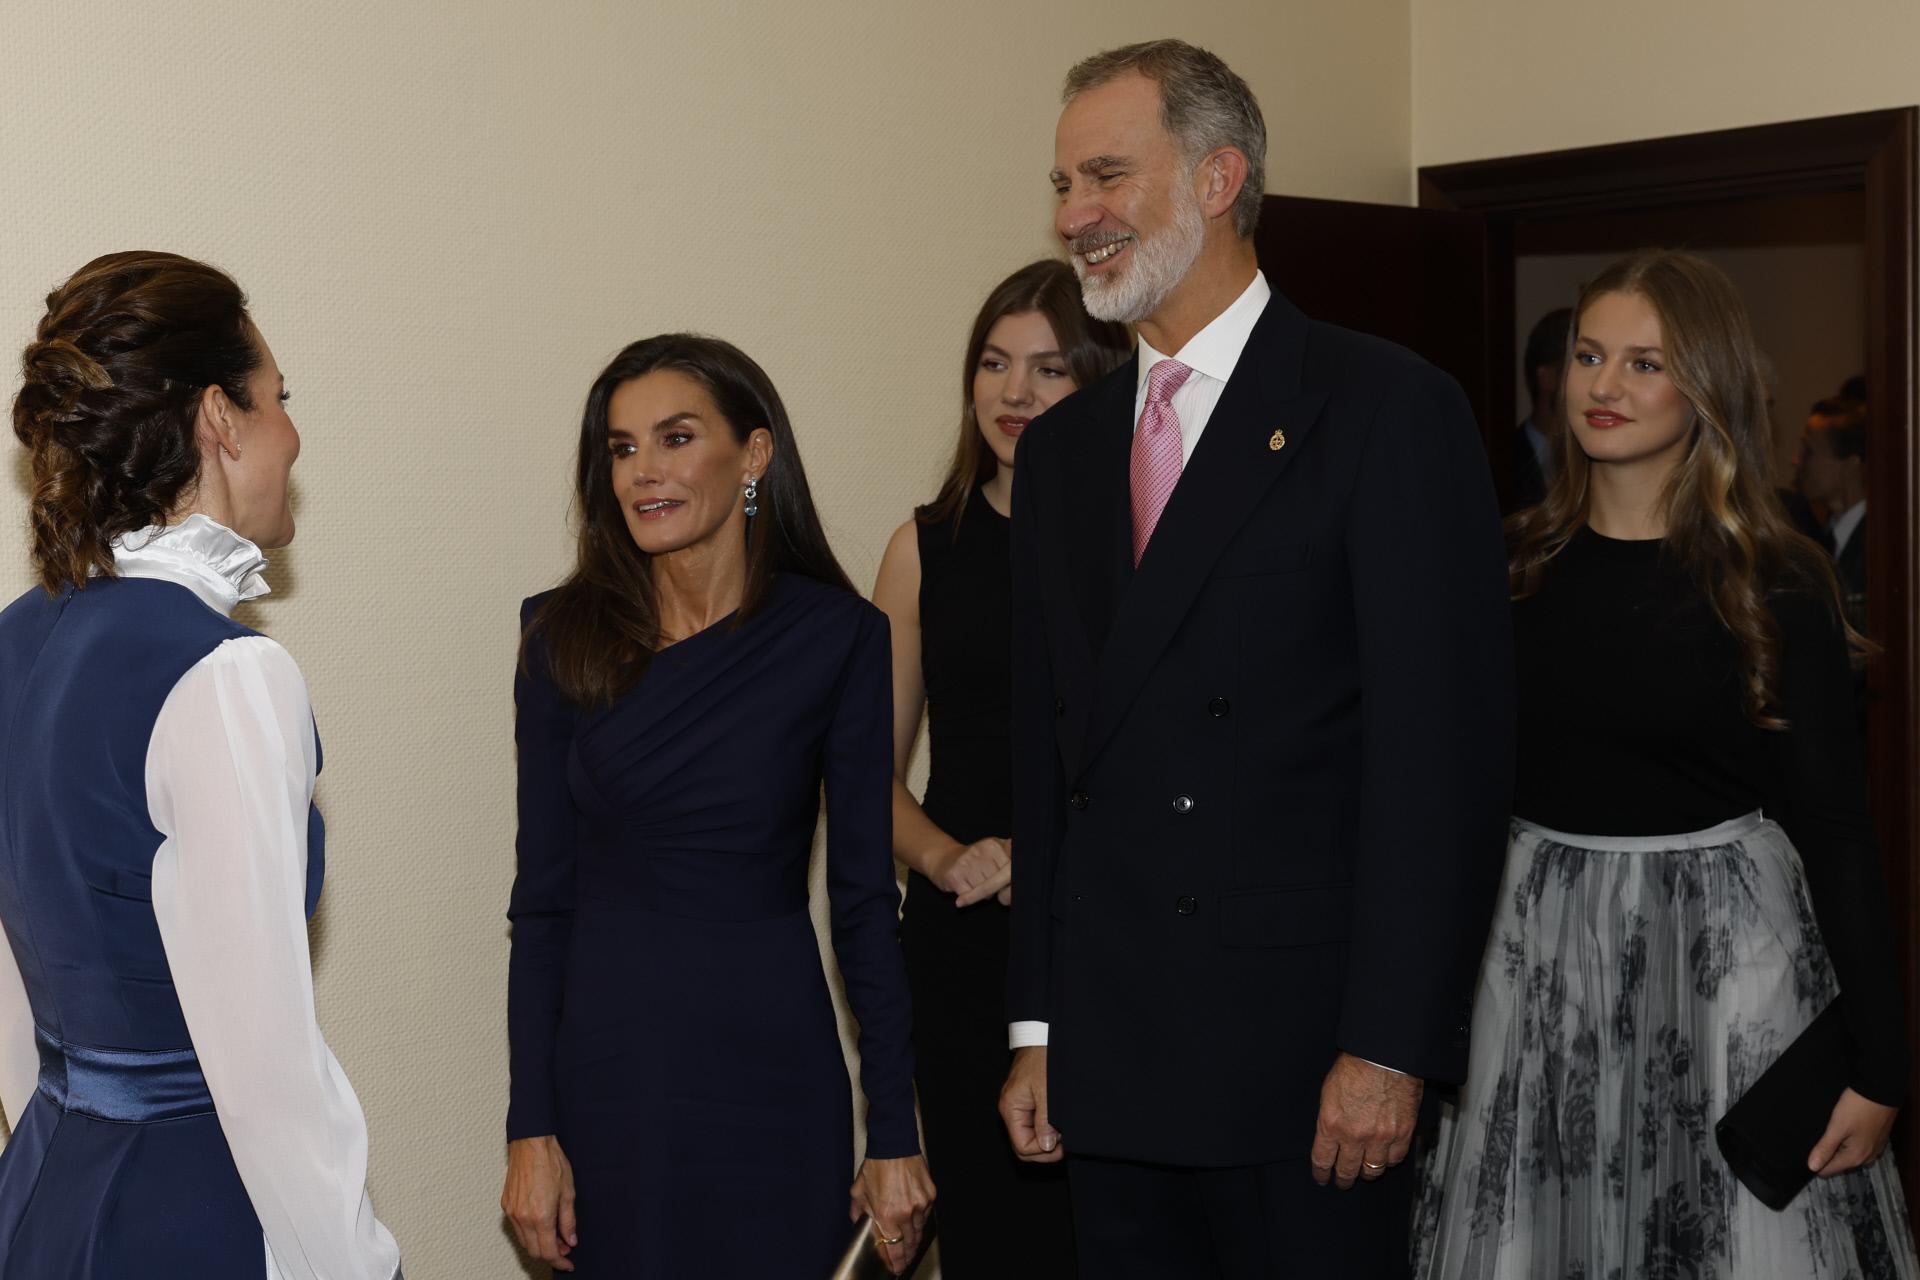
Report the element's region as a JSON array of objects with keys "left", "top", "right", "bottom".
[{"left": 1130, "top": 358, "right": 1193, "bottom": 565}]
